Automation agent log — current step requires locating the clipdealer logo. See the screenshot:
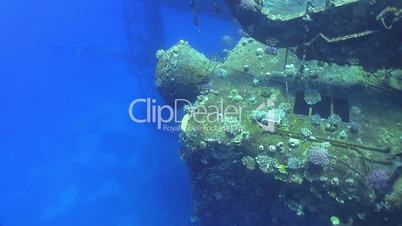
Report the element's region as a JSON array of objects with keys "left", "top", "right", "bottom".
[
  {"left": 128, "top": 98, "right": 245, "bottom": 131},
  {"left": 254, "top": 98, "right": 278, "bottom": 133},
  {"left": 128, "top": 97, "right": 278, "bottom": 132},
  {"left": 128, "top": 98, "right": 188, "bottom": 130}
]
